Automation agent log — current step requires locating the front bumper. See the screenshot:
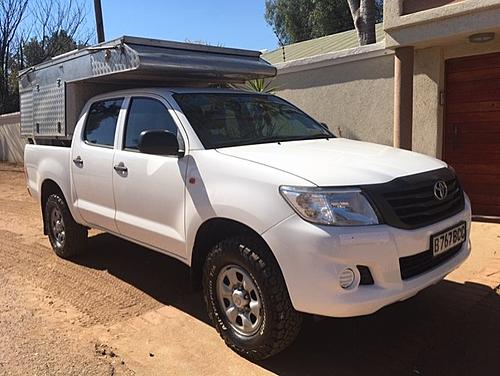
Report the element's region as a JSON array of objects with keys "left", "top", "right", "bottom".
[{"left": 261, "top": 197, "right": 472, "bottom": 317}]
